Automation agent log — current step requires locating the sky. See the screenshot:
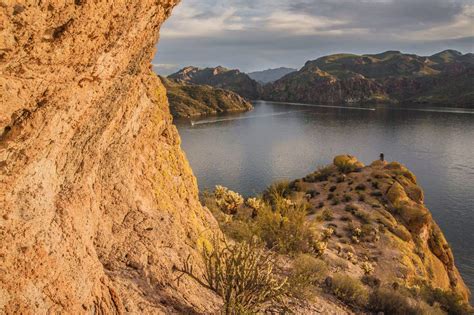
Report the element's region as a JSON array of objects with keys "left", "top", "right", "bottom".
[{"left": 153, "top": 0, "right": 474, "bottom": 74}]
